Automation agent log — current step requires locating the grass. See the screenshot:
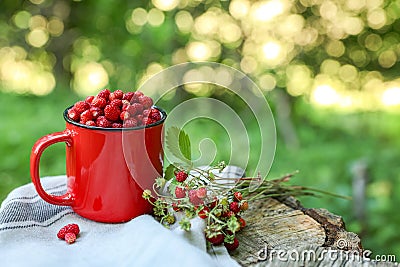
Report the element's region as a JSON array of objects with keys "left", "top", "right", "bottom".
[{"left": 0, "top": 89, "right": 399, "bottom": 257}]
